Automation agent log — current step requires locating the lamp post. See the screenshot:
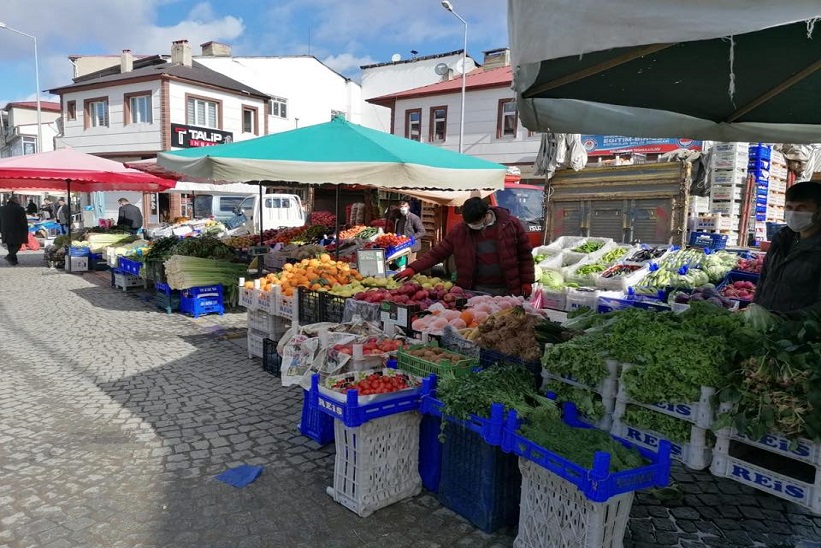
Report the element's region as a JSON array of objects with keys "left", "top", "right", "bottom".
[
  {"left": 441, "top": 0, "right": 467, "bottom": 154},
  {"left": 0, "top": 21, "right": 42, "bottom": 154}
]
